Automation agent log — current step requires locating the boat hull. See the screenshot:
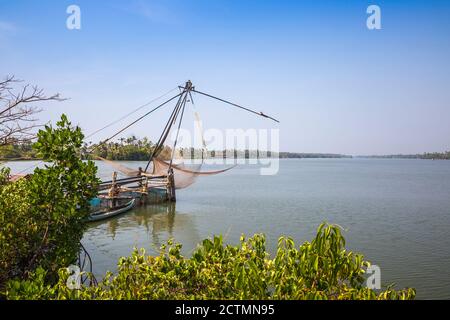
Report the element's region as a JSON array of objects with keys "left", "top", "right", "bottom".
[{"left": 88, "top": 198, "right": 136, "bottom": 222}]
